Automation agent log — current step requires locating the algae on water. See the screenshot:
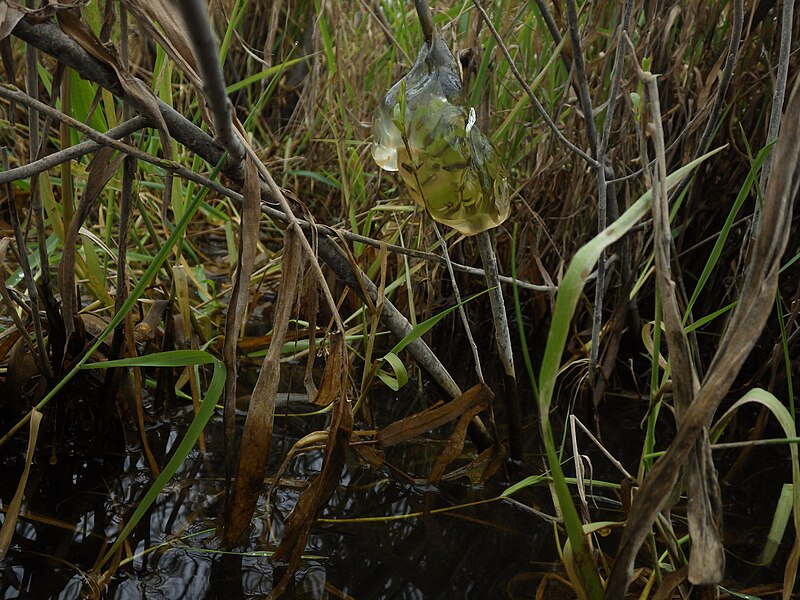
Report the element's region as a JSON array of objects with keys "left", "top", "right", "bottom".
[{"left": 372, "top": 36, "right": 510, "bottom": 236}]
